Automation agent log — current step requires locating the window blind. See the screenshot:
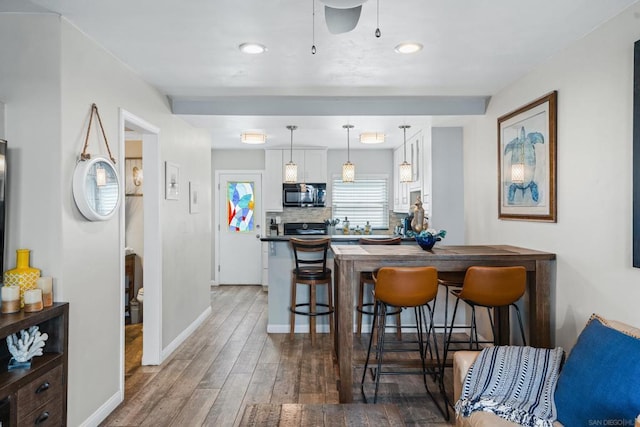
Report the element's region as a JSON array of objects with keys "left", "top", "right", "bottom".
[{"left": 331, "top": 175, "right": 389, "bottom": 229}]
